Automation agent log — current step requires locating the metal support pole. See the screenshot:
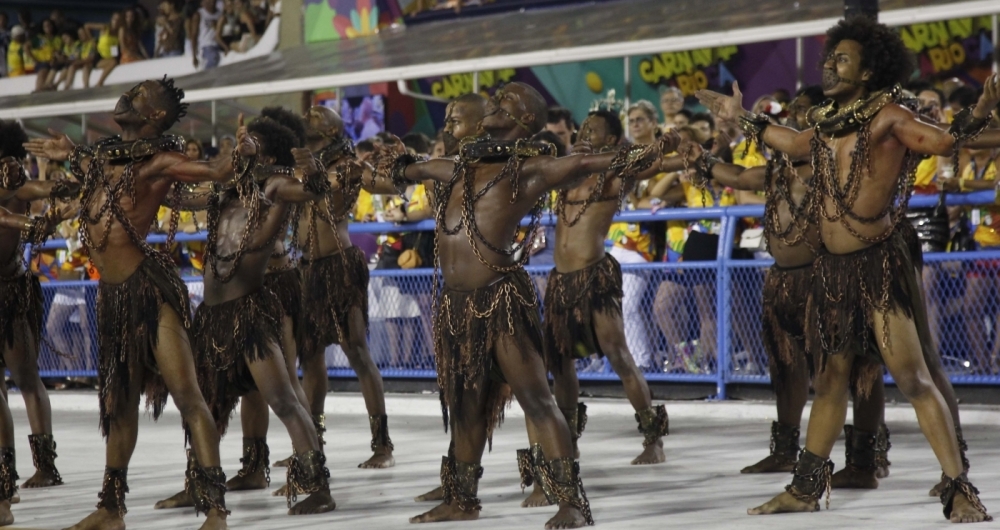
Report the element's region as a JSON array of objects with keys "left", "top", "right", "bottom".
[
  {"left": 795, "top": 37, "right": 803, "bottom": 91},
  {"left": 714, "top": 213, "right": 736, "bottom": 400},
  {"left": 844, "top": 0, "right": 878, "bottom": 20},
  {"left": 81, "top": 114, "right": 87, "bottom": 144},
  {"left": 993, "top": 14, "right": 998, "bottom": 74},
  {"left": 472, "top": 71, "right": 480, "bottom": 95},
  {"left": 623, "top": 56, "right": 632, "bottom": 135},
  {"left": 211, "top": 99, "right": 217, "bottom": 147}
]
